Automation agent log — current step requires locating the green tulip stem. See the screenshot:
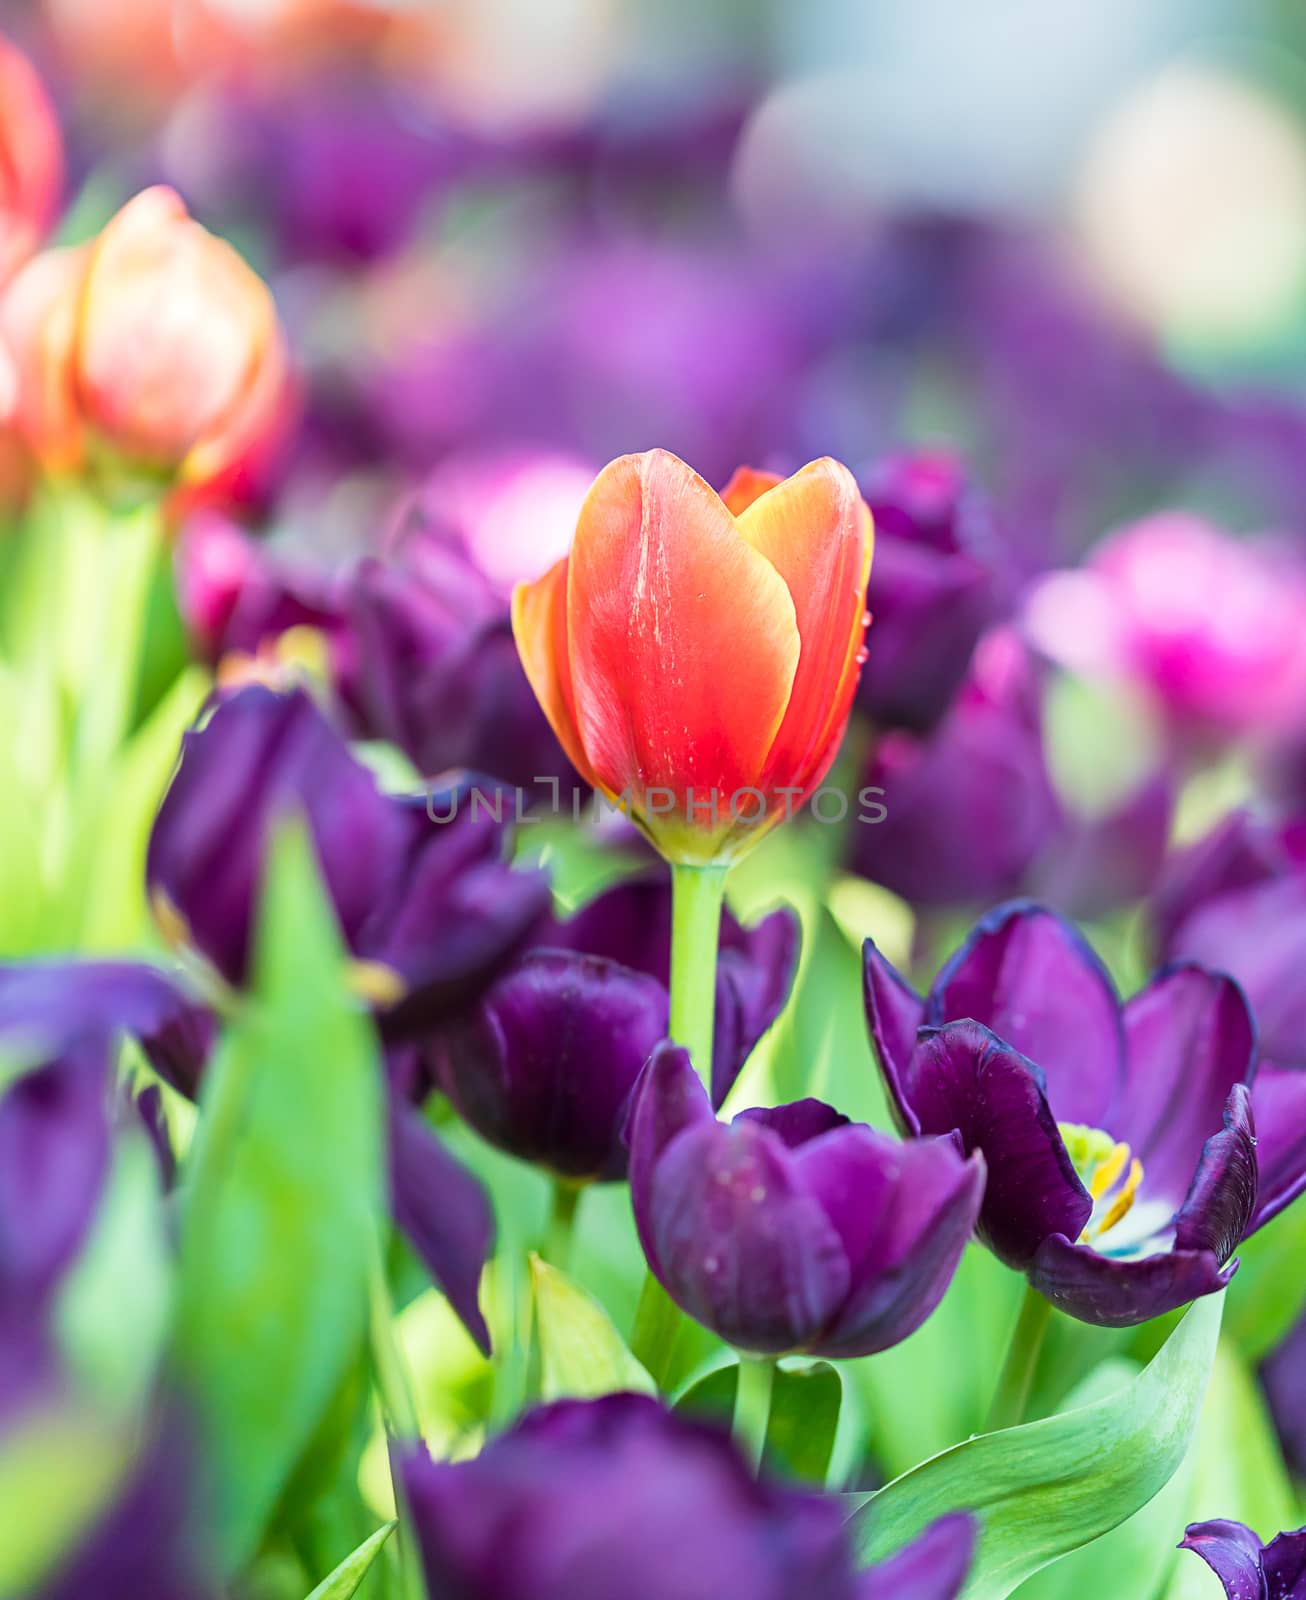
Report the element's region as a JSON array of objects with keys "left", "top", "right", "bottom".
[
  {"left": 986, "top": 1283, "right": 1053, "bottom": 1432},
  {"left": 732, "top": 1356, "right": 776, "bottom": 1474},
  {"left": 366, "top": 1248, "right": 428, "bottom": 1600},
  {"left": 669, "top": 862, "right": 729, "bottom": 1087}
]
